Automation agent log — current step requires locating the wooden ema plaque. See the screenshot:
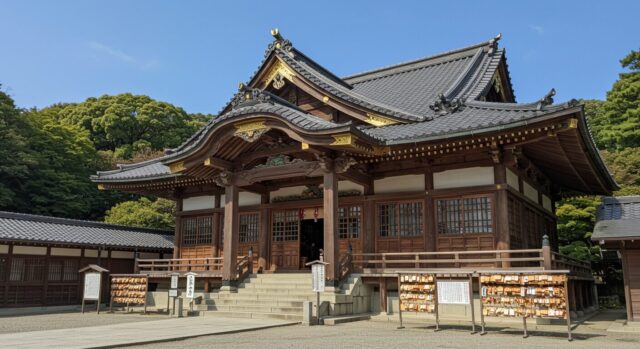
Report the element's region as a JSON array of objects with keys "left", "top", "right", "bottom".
[
  {"left": 399, "top": 274, "right": 436, "bottom": 313},
  {"left": 109, "top": 274, "right": 148, "bottom": 314},
  {"left": 478, "top": 272, "right": 572, "bottom": 341}
]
